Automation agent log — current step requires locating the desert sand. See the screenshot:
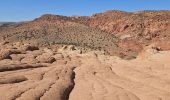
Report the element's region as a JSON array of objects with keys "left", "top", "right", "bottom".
[{"left": 0, "top": 42, "right": 170, "bottom": 100}]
